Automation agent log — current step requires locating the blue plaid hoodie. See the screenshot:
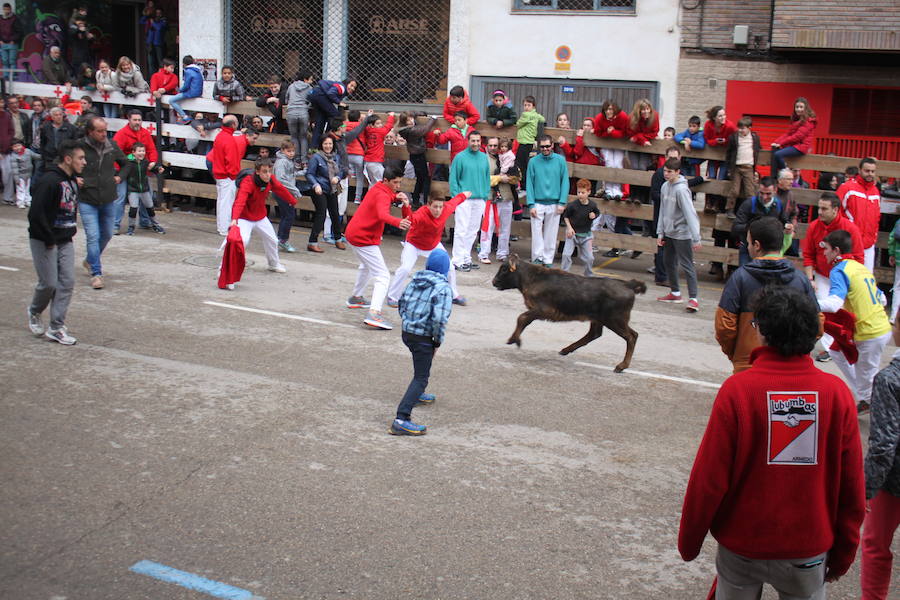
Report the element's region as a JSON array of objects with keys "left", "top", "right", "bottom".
[{"left": 399, "top": 267, "right": 453, "bottom": 346}]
